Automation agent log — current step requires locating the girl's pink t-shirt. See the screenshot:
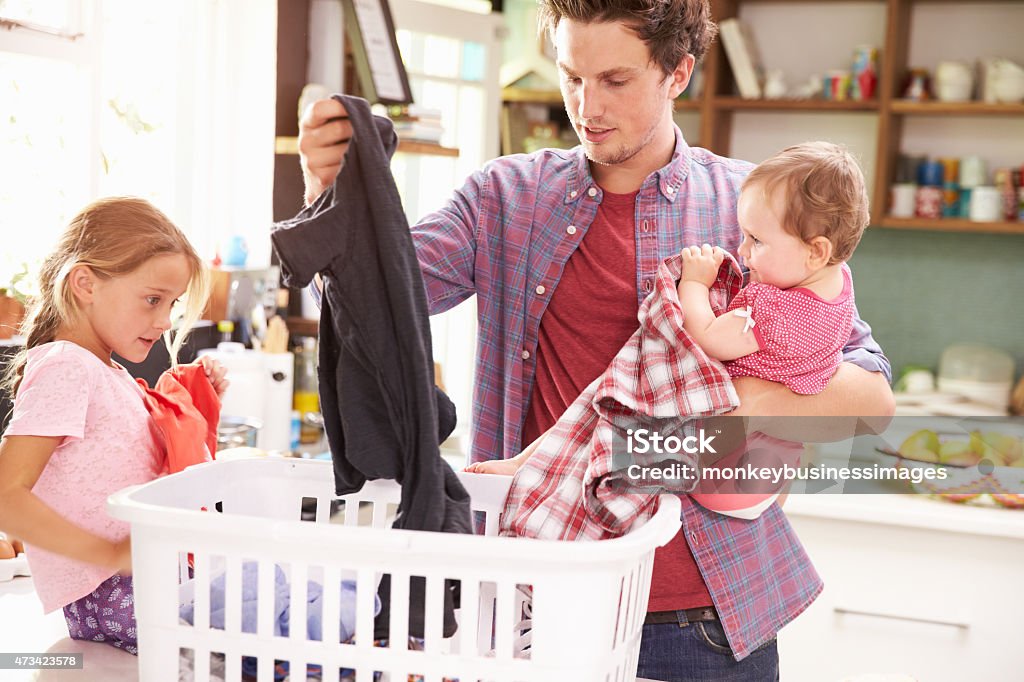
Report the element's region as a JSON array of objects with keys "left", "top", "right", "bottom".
[{"left": 4, "top": 341, "right": 163, "bottom": 613}]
